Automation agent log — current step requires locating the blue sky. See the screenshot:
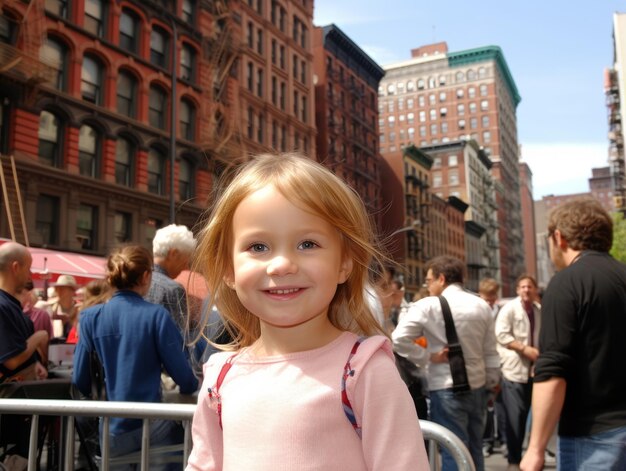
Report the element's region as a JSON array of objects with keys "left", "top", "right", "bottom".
[{"left": 313, "top": 1, "right": 624, "bottom": 199}]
